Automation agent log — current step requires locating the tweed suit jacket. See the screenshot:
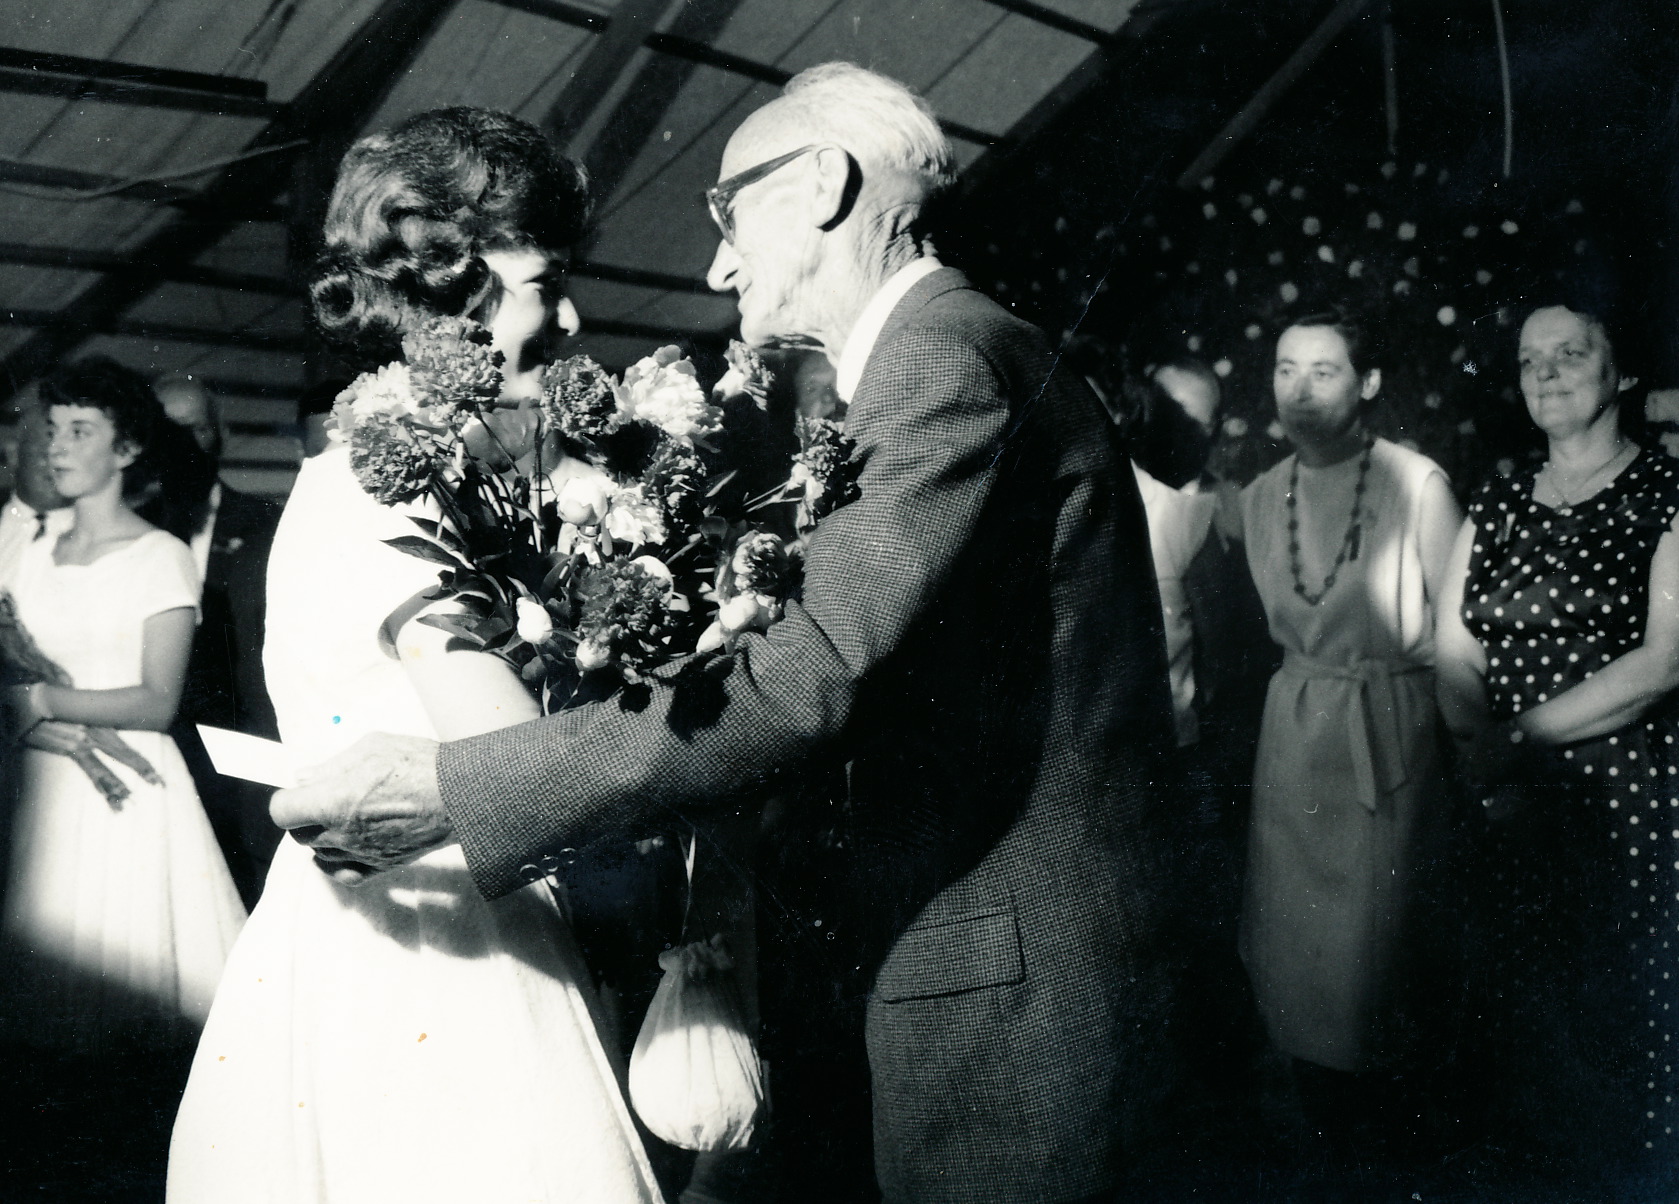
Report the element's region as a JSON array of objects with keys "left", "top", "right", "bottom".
[{"left": 441, "top": 269, "right": 1187, "bottom": 1202}]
